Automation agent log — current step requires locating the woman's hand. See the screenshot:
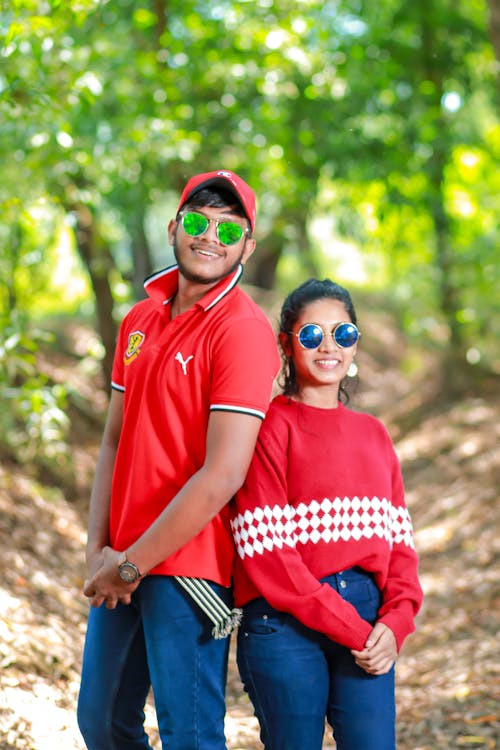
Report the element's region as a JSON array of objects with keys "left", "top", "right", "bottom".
[
  {"left": 351, "top": 622, "right": 397, "bottom": 675},
  {"left": 83, "top": 546, "right": 138, "bottom": 609}
]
